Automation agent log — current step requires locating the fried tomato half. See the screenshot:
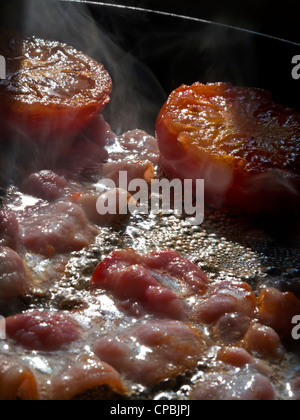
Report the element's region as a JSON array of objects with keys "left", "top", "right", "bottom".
[
  {"left": 156, "top": 82, "right": 300, "bottom": 215},
  {"left": 0, "top": 36, "right": 112, "bottom": 143}
]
